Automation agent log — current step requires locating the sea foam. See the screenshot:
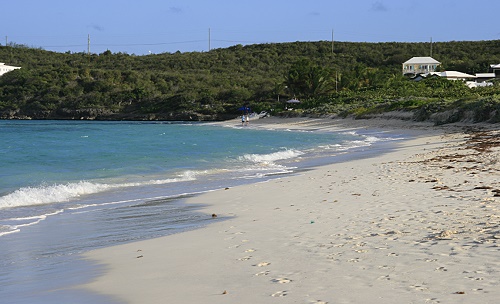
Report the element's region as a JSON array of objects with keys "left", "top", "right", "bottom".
[
  {"left": 0, "top": 181, "right": 110, "bottom": 209},
  {"left": 0, "top": 171, "right": 198, "bottom": 210},
  {"left": 0, "top": 209, "right": 64, "bottom": 236},
  {"left": 239, "top": 149, "right": 304, "bottom": 164}
]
